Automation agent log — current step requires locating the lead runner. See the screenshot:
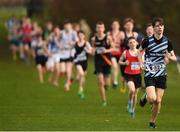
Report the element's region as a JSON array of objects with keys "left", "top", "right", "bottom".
[{"left": 139, "top": 17, "right": 177, "bottom": 128}]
